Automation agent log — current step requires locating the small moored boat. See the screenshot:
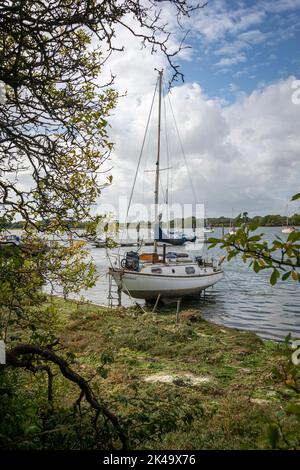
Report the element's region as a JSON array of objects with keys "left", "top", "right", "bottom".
[{"left": 110, "top": 251, "right": 223, "bottom": 300}]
